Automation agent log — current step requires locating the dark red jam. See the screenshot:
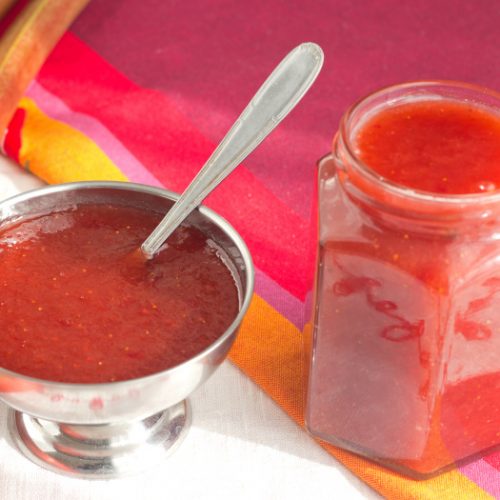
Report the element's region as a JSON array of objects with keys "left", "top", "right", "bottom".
[{"left": 0, "top": 204, "right": 239, "bottom": 383}]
